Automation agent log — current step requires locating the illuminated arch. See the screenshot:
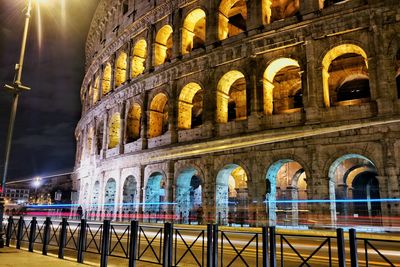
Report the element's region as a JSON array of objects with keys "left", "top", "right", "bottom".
[
  {"left": 145, "top": 172, "right": 166, "bottom": 215},
  {"left": 218, "top": 0, "right": 247, "bottom": 40},
  {"left": 216, "top": 70, "right": 247, "bottom": 123},
  {"left": 148, "top": 93, "right": 169, "bottom": 138},
  {"left": 182, "top": 9, "right": 206, "bottom": 55},
  {"left": 102, "top": 63, "right": 112, "bottom": 95},
  {"left": 104, "top": 178, "right": 117, "bottom": 212},
  {"left": 131, "top": 39, "right": 147, "bottom": 78},
  {"left": 93, "top": 76, "right": 100, "bottom": 104},
  {"left": 155, "top": 25, "right": 173, "bottom": 66},
  {"left": 262, "top": 0, "right": 300, "bottom": 25},
  {"left": 122, "top": 175, "right": 138, "bottom": 213},
  {"left": 115, "top": 52, "right": 127, "bottom": 87},
  {"left": 178, "top": 82, "right": 204, "bottom": 129},
  {"left": 108, "top": 113, "right": 121, "bottom": 149},
  {"left": 91, "top": 181, "right": 100, "bottom": 209},
  {"left": 263, "top": 58, "right": 301, "bottom": 115},
  {"left": 322, "top": 44, "right": 369, "bottom": 107},
  {"left": 126, "top": 103, "right": 141, "bottom": 143}
]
